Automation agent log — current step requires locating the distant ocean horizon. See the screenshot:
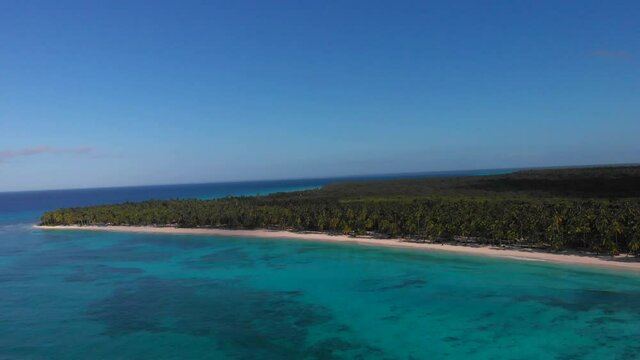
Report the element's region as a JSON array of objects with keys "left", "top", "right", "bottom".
[
  {"left": 2, "top": 166, "right": 519, "bottom": 194},
  {"left": 7, "top": 160, "right": 638, "bottom": 197}
]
